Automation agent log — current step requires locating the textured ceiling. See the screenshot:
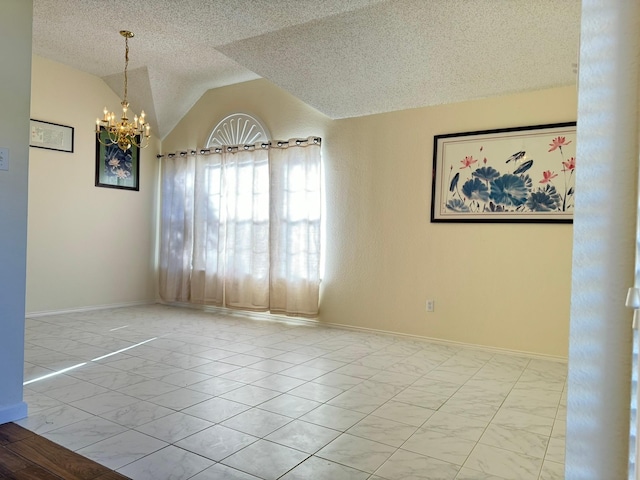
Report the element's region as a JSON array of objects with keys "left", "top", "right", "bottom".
[{"left": 31, "top": 0, "right": 581, "bottom": 139}]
